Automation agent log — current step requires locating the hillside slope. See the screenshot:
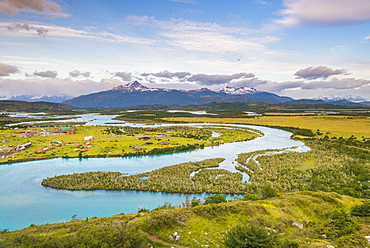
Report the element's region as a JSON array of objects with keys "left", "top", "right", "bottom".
[{"left": 1, "top": 191, "right": 368, "bottom": 248}]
